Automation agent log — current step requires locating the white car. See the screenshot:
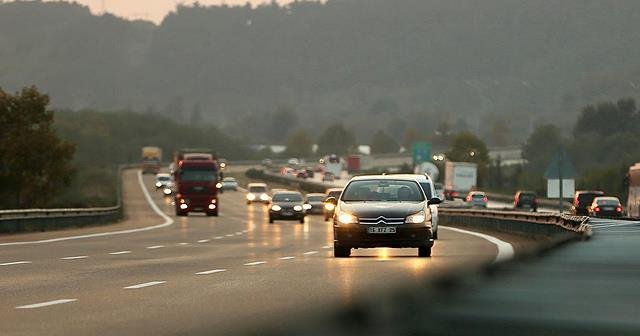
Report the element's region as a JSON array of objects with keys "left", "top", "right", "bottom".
[
  {"left": 246, "top": 183, "right": 270, "bottom": 204},
  {"left": 220, "top": 177, "right": 238, "bottom": 191},
  {"left": 391, "top": 174, "right": 441, "bottom": 240},
  {"left": 155, "top": 173, "right": 172, "bottom": 189}
]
